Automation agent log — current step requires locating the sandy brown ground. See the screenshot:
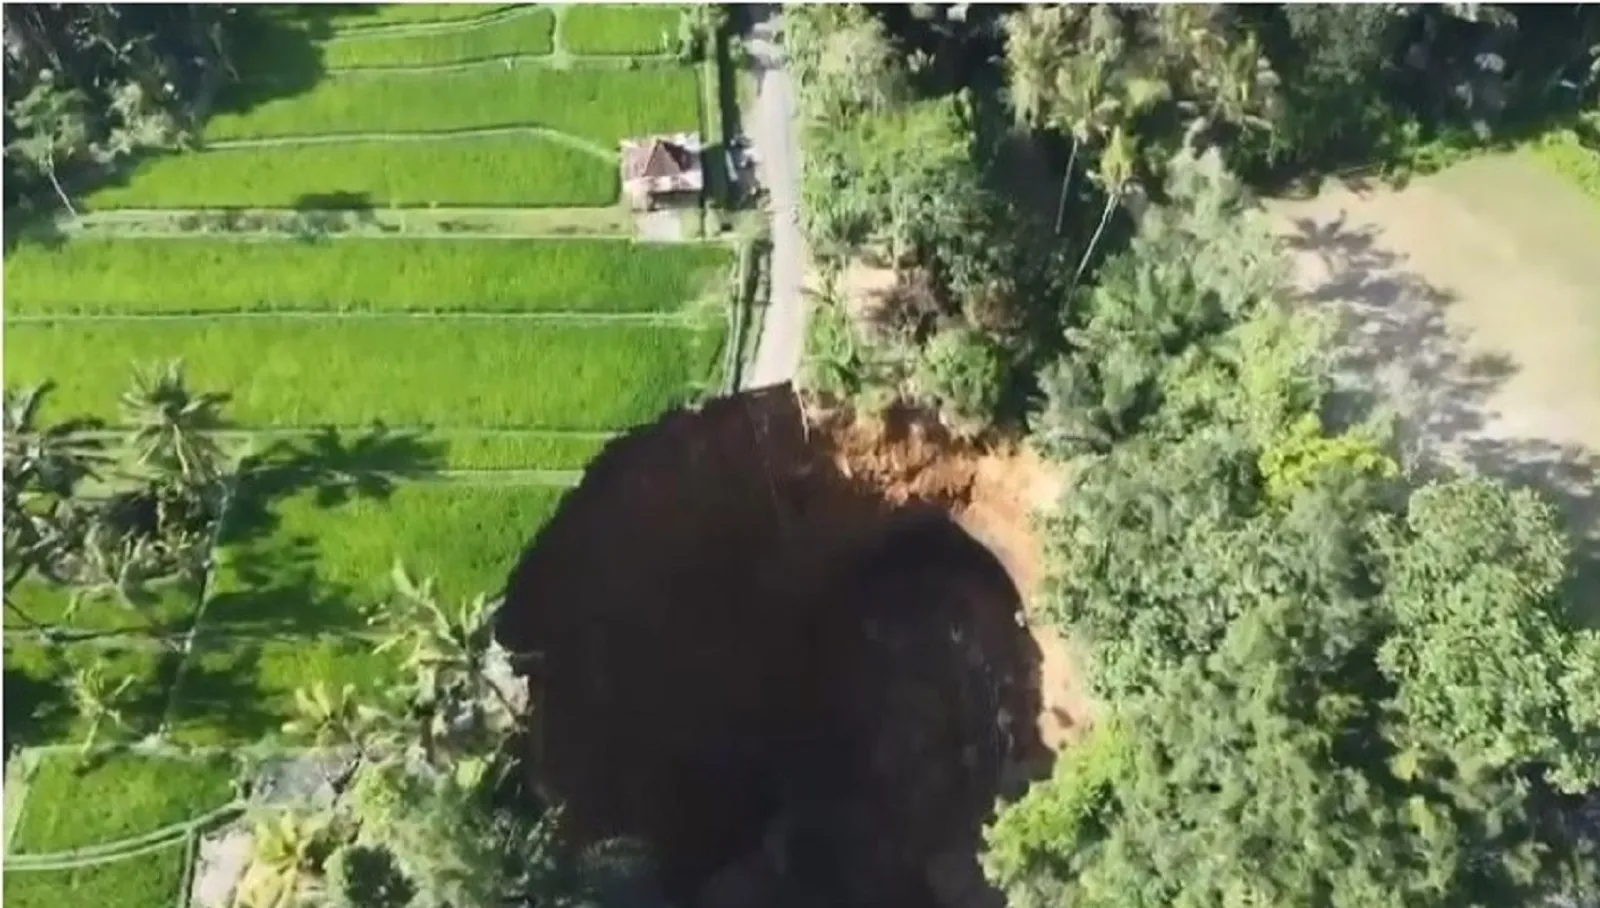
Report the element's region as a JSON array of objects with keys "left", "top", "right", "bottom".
[{"left": 1269, "top": 152, "right": 1600, "bottom": 625}]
